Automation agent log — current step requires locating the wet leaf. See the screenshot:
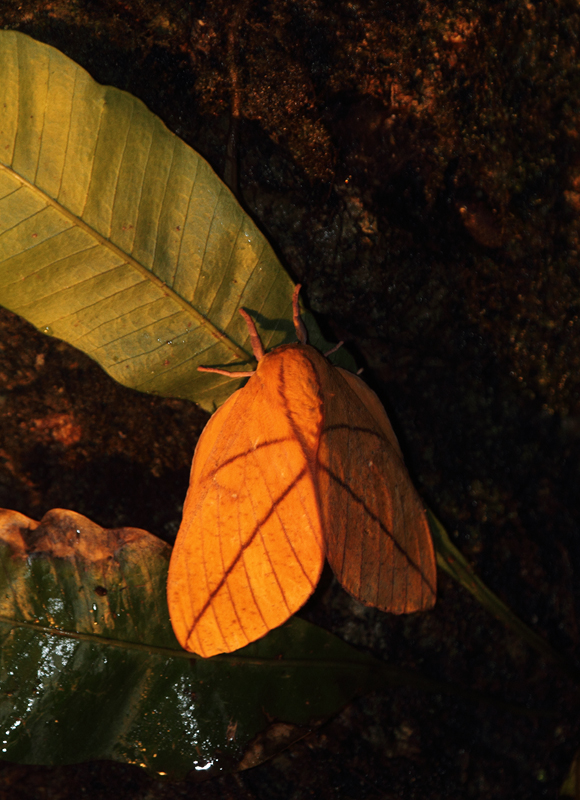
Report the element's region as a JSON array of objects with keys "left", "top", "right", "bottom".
[
  {"left": 0, "top": 508, "right": 379, "bottom": 779},
  {"left": 0, "top": 31, "right": 351, "bottom": 414}
]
